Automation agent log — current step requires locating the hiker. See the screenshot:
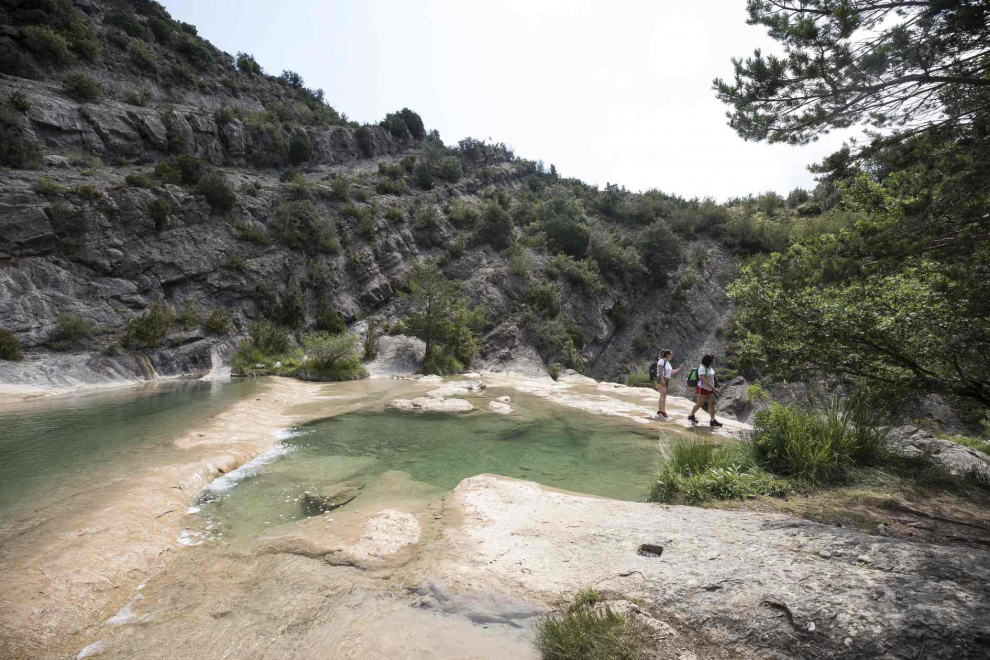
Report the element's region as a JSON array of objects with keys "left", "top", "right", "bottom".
[
  {"left": 688, "top": 354, "right": 723, "bottom": 428},
  {"left": 654, "top": 350, "right": 683, "bottom": 419}
]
